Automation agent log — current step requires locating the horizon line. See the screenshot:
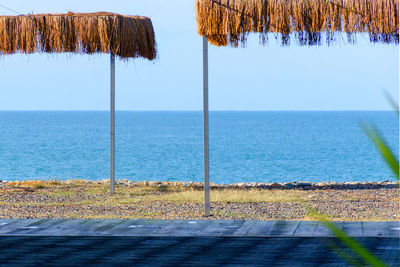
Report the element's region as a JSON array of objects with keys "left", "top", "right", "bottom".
[{"left": 0, "top": 109, "right": 395, "bottom": 112}]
